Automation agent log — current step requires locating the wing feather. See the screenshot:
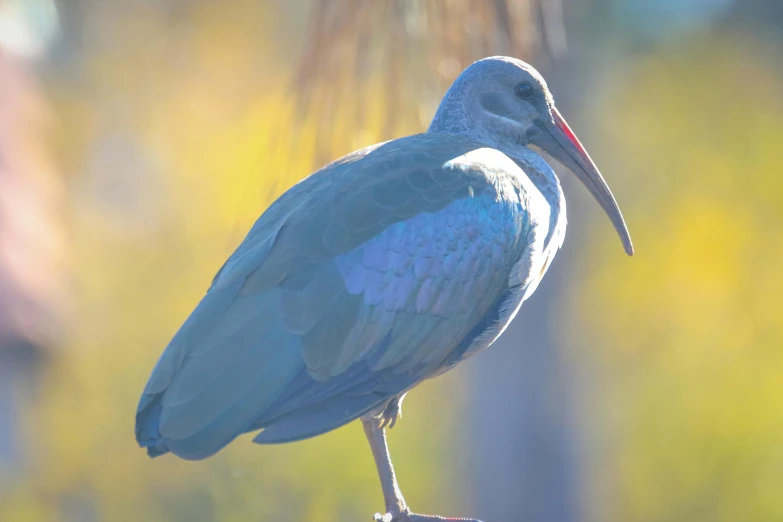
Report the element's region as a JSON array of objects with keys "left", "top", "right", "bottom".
[{"left": 136, "top": 134, "right": 534, "bottom": 458}]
